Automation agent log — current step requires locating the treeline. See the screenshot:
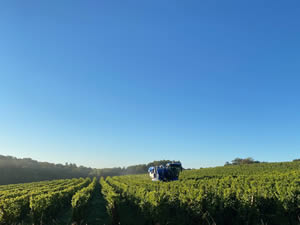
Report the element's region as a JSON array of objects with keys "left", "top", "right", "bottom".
[
  {"left": 225, "top": 157, "right": 260, "bottom": 166},
  {"left": 0, "top": 155, "right": 92, "bottom": 185},
  {"left": 0, "top": 155, "right": 175, "bottom": 185}
]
